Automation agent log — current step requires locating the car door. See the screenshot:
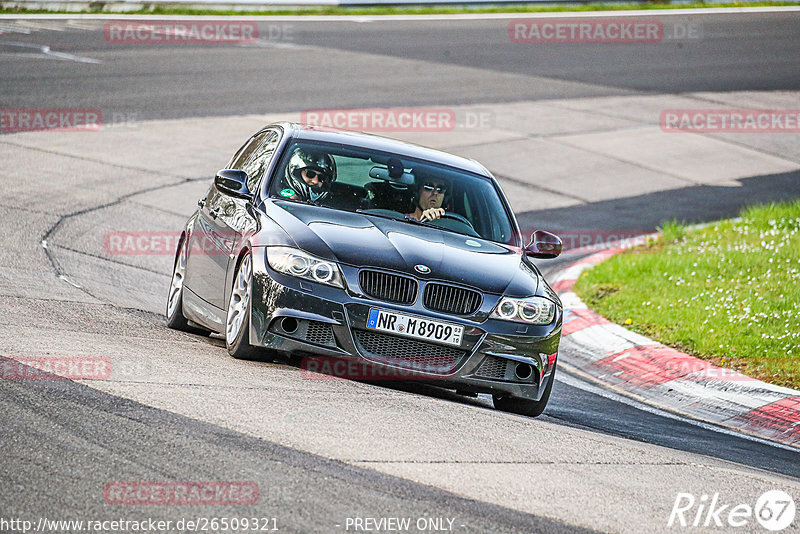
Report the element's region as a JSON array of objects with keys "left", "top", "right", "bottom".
[{"left": 187, "top": 129, "right": 280, "bottom": 310}]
